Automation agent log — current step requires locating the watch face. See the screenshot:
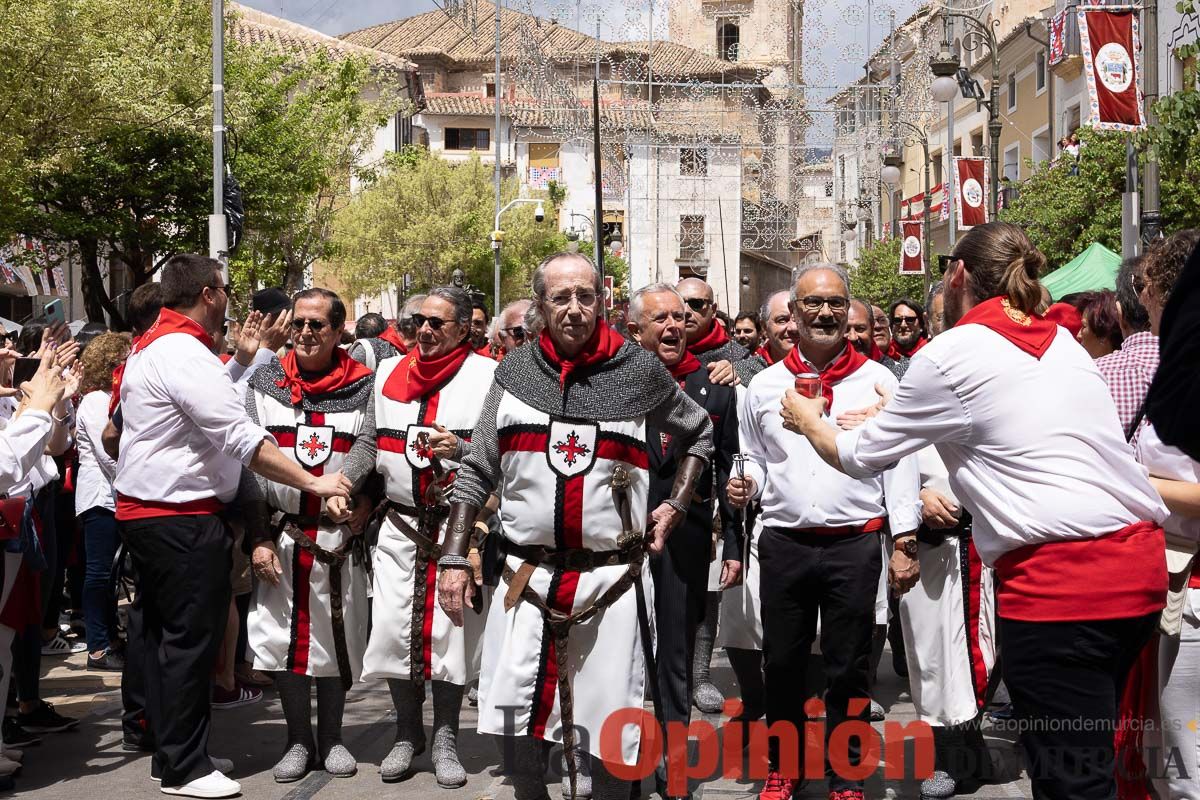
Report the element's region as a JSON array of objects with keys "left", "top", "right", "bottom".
[{"left": 899, "top": 539, "right": 919, "bottom": 557}]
